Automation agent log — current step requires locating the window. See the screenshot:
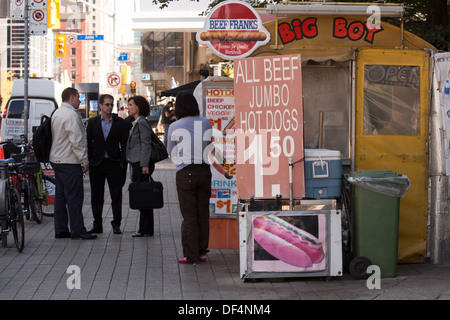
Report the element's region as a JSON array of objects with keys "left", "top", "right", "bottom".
[
  {"left": 71, "top": 59, "right": 76, "bottom": 67},
  {"left": 7, "top": 99, "right": 28, "bottom": 119},
  {"left": 363, "top": 65, "right": 420, "bottom": 136},
  {"left": 71, "top": 47, "right": 76, "bottom": 56},
  {"left": 142, "top": 32, "right": 184, "bottom": 72},
  {"left": 302, "top": 61, "right": 351, "bottom": 159},
  {"left": 71, "top": 71, "right": 76, "bottom": 80}
]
